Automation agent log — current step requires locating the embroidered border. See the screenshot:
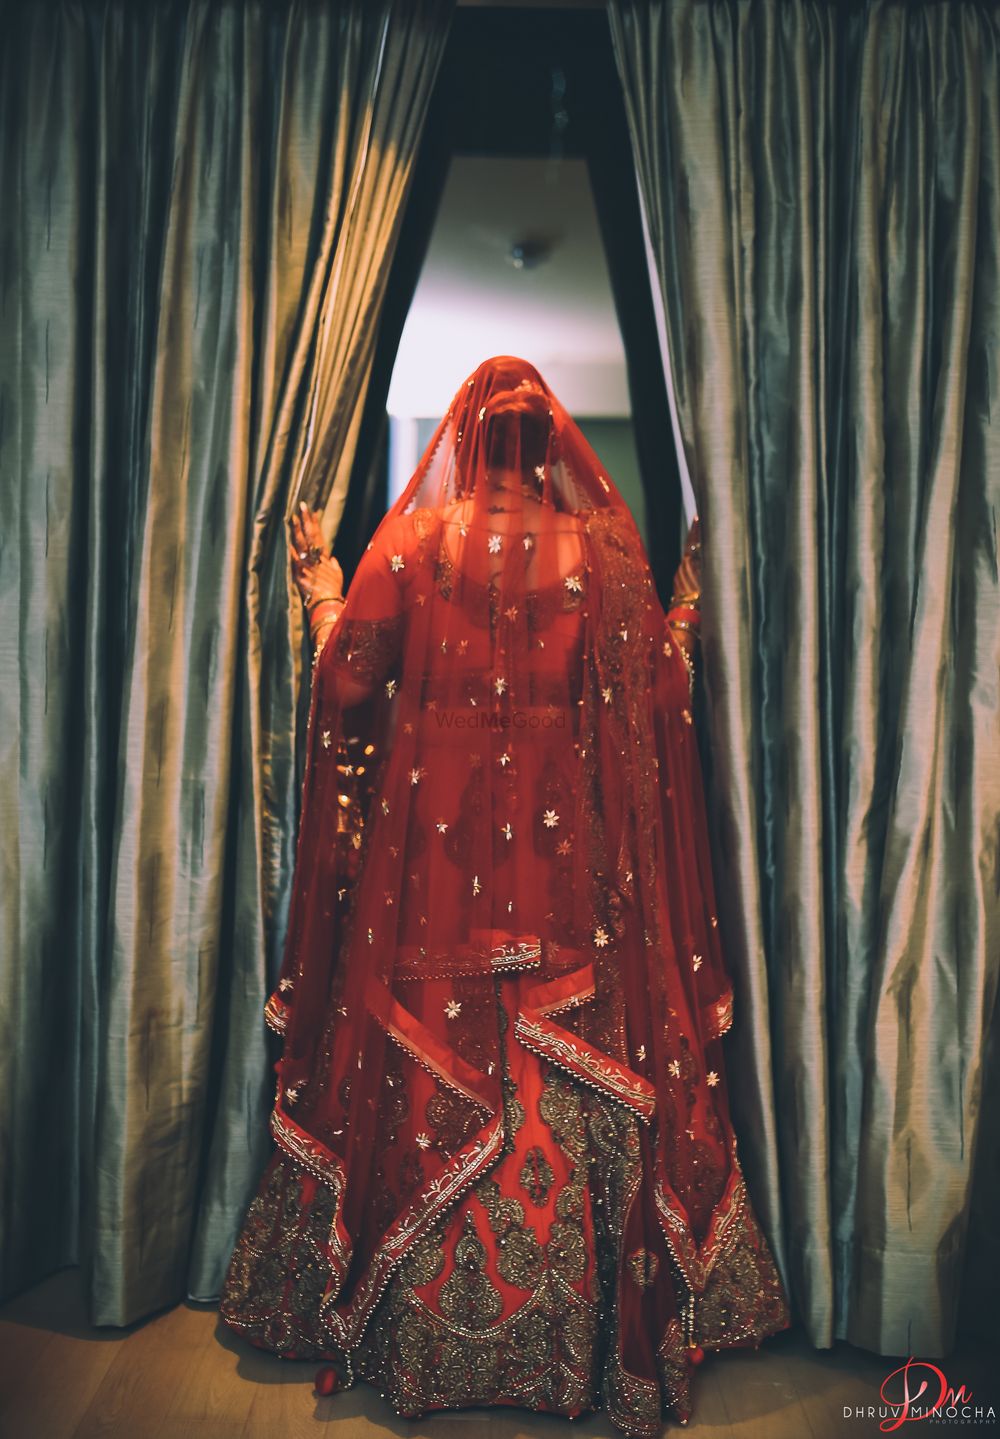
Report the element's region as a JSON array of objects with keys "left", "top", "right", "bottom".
[
  {"left": 394, "top": 934, "right": 544, "bottom": 980},
  {"left": 515, "top": 1015, "right": 656, "bottom": 1122},
  {"left": 652, "top": 1131, "right": 746, "bottom": 1293},
  {"left": 365, "top": 977, "right": 495, "bottom": 1113},
  {"left": 322, "top": 1115, "right": 506, "bottom": 1349},
  {"left": 513, "top": 965, "right": 657, "bottom": 1122},
  {"left": 264, "top": 990, "right": 289, "bottom": 1036}
]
